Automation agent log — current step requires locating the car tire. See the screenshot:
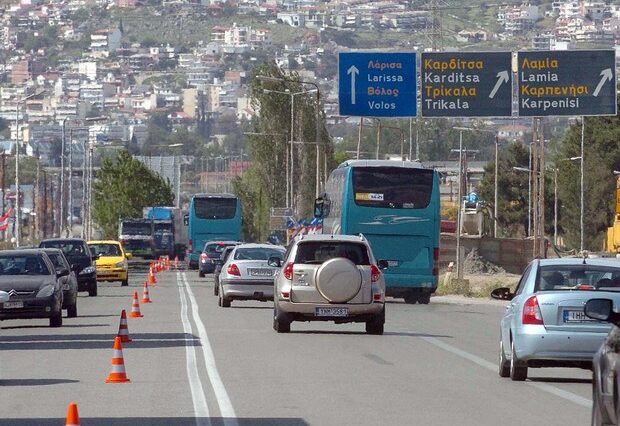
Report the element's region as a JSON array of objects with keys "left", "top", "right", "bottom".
[
  {"left": 199, "top": 271, "right": 205, "bottom": 278},
  {"left": 404, "top": 293, "right": 418, "bottom": 304},
  {"left": 499, "top": 340, "right": 510, "bottom": 378},
  {"left": 510, "top": 340, "right": 528, "bottom": 381},
  {"left": 121, "top": 279, "right": 128, "bottom": 287},
  {"left": 218, "top": 284, "right": 230, "bottom": 308},
  {"left": 214, "top": 282, "right": 219, "bottom": 296},
  {"left": 418, "top": 292, "right": 431, "bottom": 305},
  {"left": 273, "top": 306, "right": 291, "bottom": 333},
  {"left": 88, "top": 282, "right": 97, "bottom": 297},
  {"left": 49, "top": 310, "right": 62, "bottom": 327},
  {"left": 365, "top": 308, "right": 385, "bottom": 335},
  {"left": 592, "top": 386, "right": 604, "bottom": 426}
]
